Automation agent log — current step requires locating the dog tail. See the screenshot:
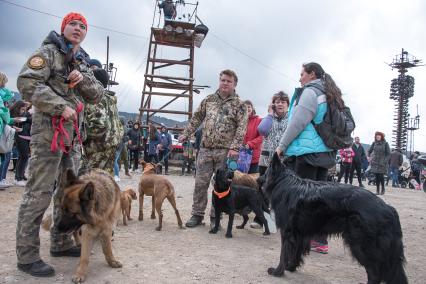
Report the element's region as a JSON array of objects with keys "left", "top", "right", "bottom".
[
  {"left": 382, "top": 207, "right": 408, "bottom": 284},
  {"left": 41, "top": 214, "right": 52, "bottom": 231}
]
